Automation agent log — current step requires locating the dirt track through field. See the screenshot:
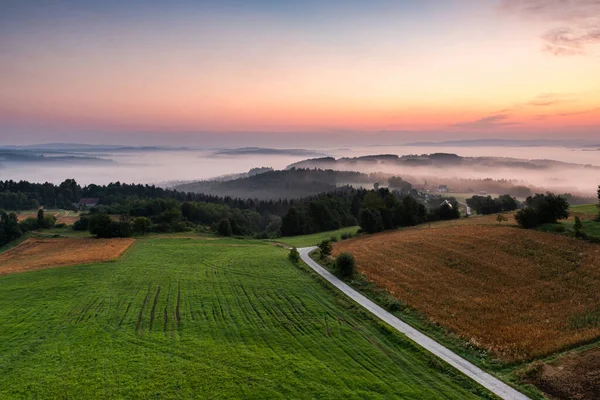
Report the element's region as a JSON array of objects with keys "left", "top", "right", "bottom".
[{"left": 0, "top": 238, "right": 134, "bottom": 275}]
